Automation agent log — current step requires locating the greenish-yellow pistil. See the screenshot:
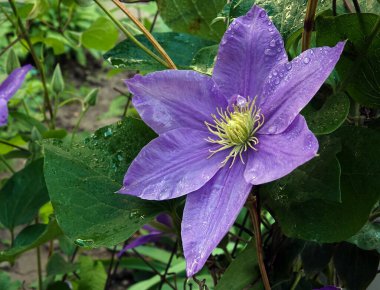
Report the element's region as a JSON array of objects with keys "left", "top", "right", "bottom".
[{"left": 205, "top": 96, "right": 264, "bottom": 168}]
